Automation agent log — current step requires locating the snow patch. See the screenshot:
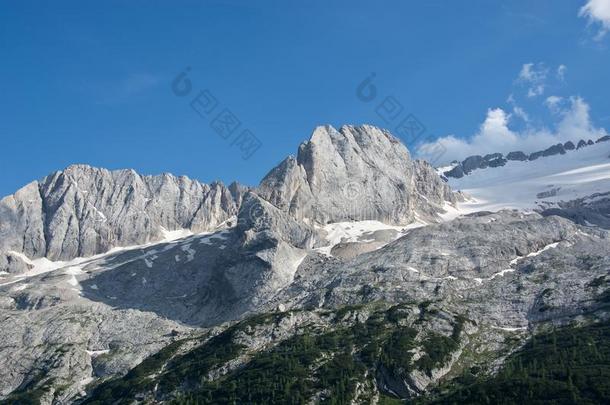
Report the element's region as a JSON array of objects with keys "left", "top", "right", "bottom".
[
  {"left": 143, "top": 256, "right": 156, "bottom": 268},
  {"left": 11, "top": 283, "right": 28, "bottom": 292},
  {"left": 160, "top": 227, "right": 193, "bottom": 242},
  {"left": 448, "top": 141, "right": 610, "bottom": 213},
  {"left": 198, "top": 229, "right": 231, "bottom": 245},
  {"left": 314, "top": 220, "right": 425, "bottom": 256},
  {"left": 438, "top": 202, "right": 463, "bottom": 222},
  {"left": 473, "top": 242, "right": 561, "bottom": 285},
  {"left": 64, "top": 266, "right": 83, "bottom": 275},
  {"left": 0, "top": 233, "right": 197, "bottom": 287},
  {"left": 510, "top": 242, "right": 560, "bottom": 265},
  {"left": 489, "top": 269, "right": 515, "bottom": 280},
  {"left": 7, "top": 250, "right": 34, "bottom": 265},
  {"left": 180, "top": 243, "right": 196, "bottom": 262},
  {"left": 67, "top": 275, "right": 79, "bottom": 287},
  {"left": 86, "top": 349, "right": 109, "bottom": 357},
  {"left": 492, "top": 326, "right": 527, "bottom": 332},
  {"left": 88, "top": 203, "right": 107, "bottom": 222},
  {"left": 166, "top": 293, "right": 188, "bottom": 299}
]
